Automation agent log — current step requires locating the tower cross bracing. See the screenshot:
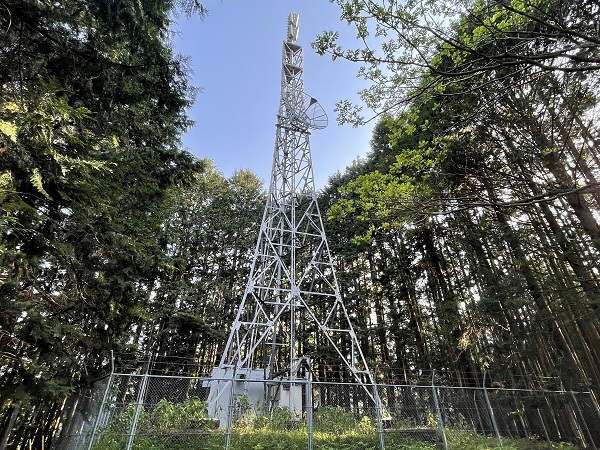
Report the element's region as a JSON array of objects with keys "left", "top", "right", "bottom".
[{"left": 217, "top": 13, "right": 379, "bottom": 406}]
